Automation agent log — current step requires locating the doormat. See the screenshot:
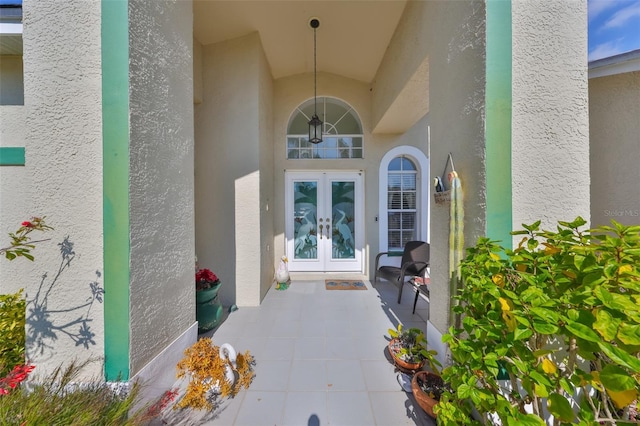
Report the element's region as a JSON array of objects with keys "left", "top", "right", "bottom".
[{"left": 325, "top": 280, "right": 367, "bottom": 290}]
